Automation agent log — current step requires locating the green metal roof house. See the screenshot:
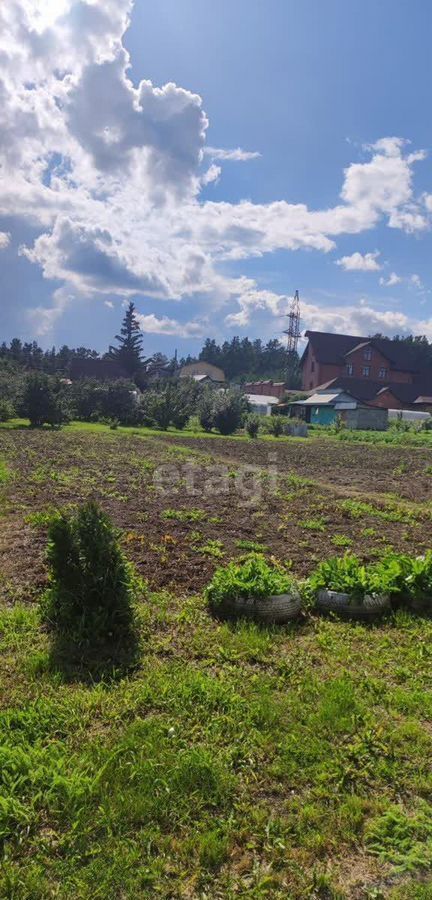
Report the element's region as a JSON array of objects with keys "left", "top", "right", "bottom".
[{"left": 290, "top": 388, "right": 388, "bottom": 430}]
